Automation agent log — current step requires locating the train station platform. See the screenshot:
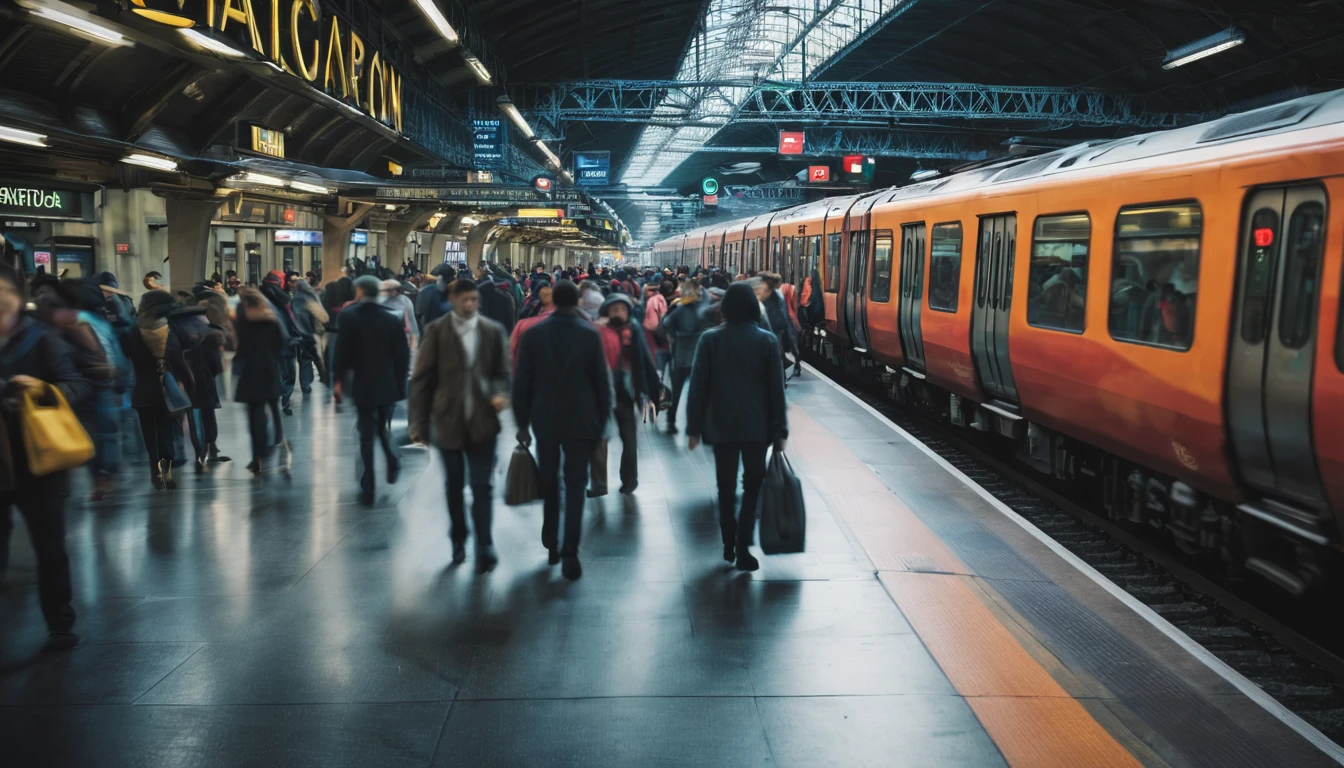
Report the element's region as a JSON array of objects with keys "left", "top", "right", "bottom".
[{"left": 1, "top": 367, "right": 1341, "bottom": 767}]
